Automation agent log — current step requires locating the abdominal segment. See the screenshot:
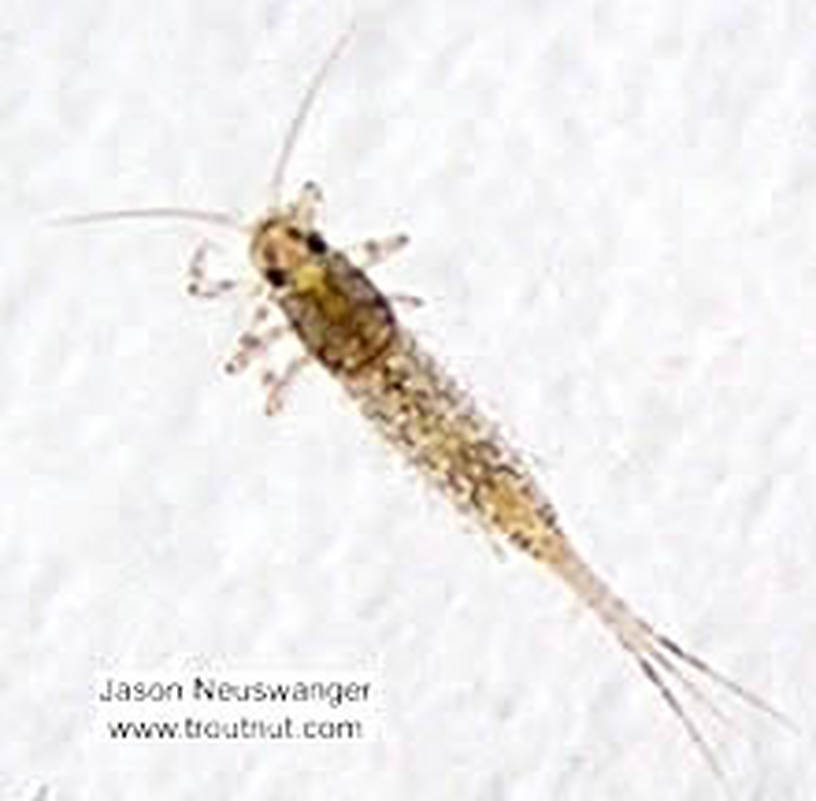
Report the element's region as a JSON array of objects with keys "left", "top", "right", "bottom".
[{"left": 344, "top": 329, "right": 567, "bottom": 565}]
